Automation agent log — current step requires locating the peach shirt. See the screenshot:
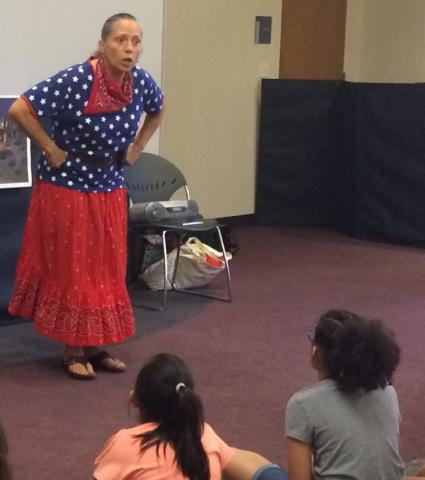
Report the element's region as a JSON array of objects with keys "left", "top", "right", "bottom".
[{"left": 94, "top": 422, "right": 235, "bottom": 480}]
